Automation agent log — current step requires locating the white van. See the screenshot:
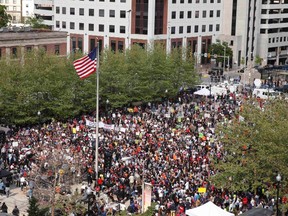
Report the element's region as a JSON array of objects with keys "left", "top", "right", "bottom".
[{"left": 252, "top": 88, "right": 282, "bottom": 99}]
